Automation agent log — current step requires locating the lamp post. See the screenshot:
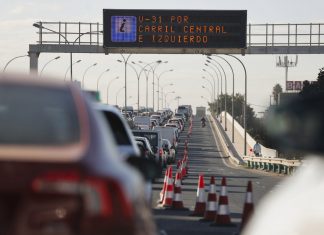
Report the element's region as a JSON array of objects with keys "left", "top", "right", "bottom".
[
  {"left": 106, "top": 76, "right": 119, "bottom": 104},
  {"left": 207, "top": 55, "right": 235, "bottom": 142},
  {"left": 3, "top": 54, "right": 29, "bottom": 72},
  {"left": 64, "top": 59, "right": 81, "bottom": 81},
  {"left": 157, "top": 69, "right": 173, "bottom": 110},
  {"left": 116, "top": 86, "right": 125, "bottom": 106},
  {"left": 139, "top": 60, "right": 166, "bottom": 111},
  {"left": 39, "top": 56, "right": 60, "bottom": 76},
  {"left": 225, "top": 54, "right": 248, "bottom": 156},
  {"left": 175, "top": 96, "right": 181, "bottom": 107},
  {"left": 82, "top": 63, "right": 97, "bottom": 89},
  {"left": 205, "top": 63, "right": 222, "bottom": 114},
  {"left": 118, "top": 54, "right": 132, "bottom": 111},
  {"left": 164, "top": 91, "right": 175, "bottom": 108},
  {"left": 202, "top": 85, "right": 213, "bottom": 101},
  {"left": 206, "top": 59, "right": 228, "bottom": 129},
  {"left": 97, "top": 68, "right": 110, "bottom": 91},
  {"left": 202, "top": 76, "right": 214, "bottom": 101},
  {"left": 161, "top": 83, "right": 173, "bottom": 108},
  {"left": 118, "top": 60, "right": 142, "bottom": 112}
]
